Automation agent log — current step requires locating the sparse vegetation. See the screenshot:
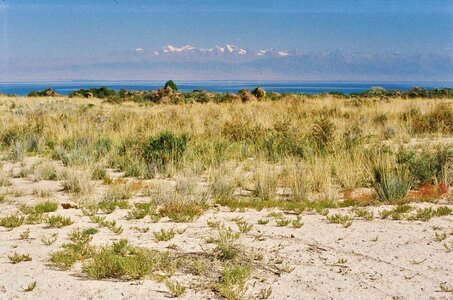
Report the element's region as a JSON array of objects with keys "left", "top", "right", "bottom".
[
  {"left": 19, "top": 228, "right": 30, "bottom": 240},
  {"left": 41, "top": 232, "right": 58, "bottom": 246},
  {"left": 327, "top": 213, "right": 353, "bottom": 228},
  {"left": 371, "top": 155, "right": 412, "bottom": 203},
  {"left": 34, "top": 201, "right": 58, "bottom": 213},
  {"left": 23, "top": 280, "right": 37, "bottom": 292},
  {"left": 159, "top": 200, "right": 207, "bottom": 222},
  {"left": 1, "top": 91, "right": 453, "bottom": 298},
  {"left": 291, "top": 216, "right": 304, "bottom": 228},
  {"left": 209, "top": 228, "right": 241, "bottom": 260},
  {"left": 61, "top": 170, "right": 93, "bottom": 196},
  {"left": 8, "top": 253, "right": 32, "bottom": 264},
  {"left": 0, "top": 214, "right": 24, "bottom": 229},
  {"left": 165, "top": 280, "right": 186, "bottom": 297},
  {"left": 82, "top": 239, "right": 172, "bottom": 280},
  {"left": 216, "top": 263, "right": 251, "bottom": 300},
  {"left": 46, "top": 215, "right": 73, "bottom": 228},
  {"left": 153, "top": 228, "right": 176, "bottom": 242},
  {"left": 89, "top": 215, "right": 123, "bottom": 234}
]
